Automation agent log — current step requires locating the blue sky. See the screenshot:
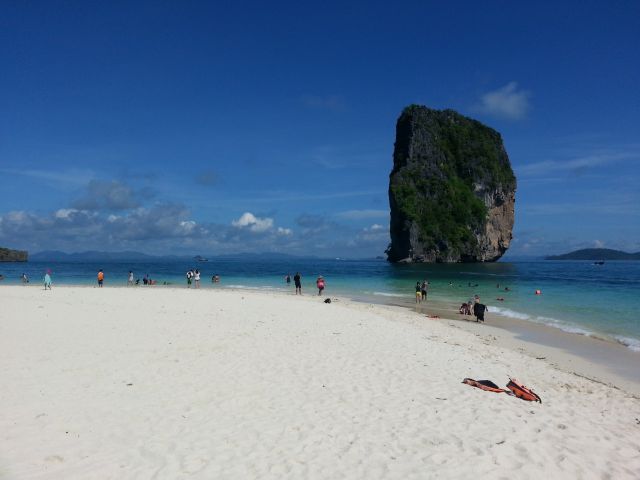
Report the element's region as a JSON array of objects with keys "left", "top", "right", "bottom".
[{"left": 1, "top": 1, "right": 639, "bottom": 257}]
